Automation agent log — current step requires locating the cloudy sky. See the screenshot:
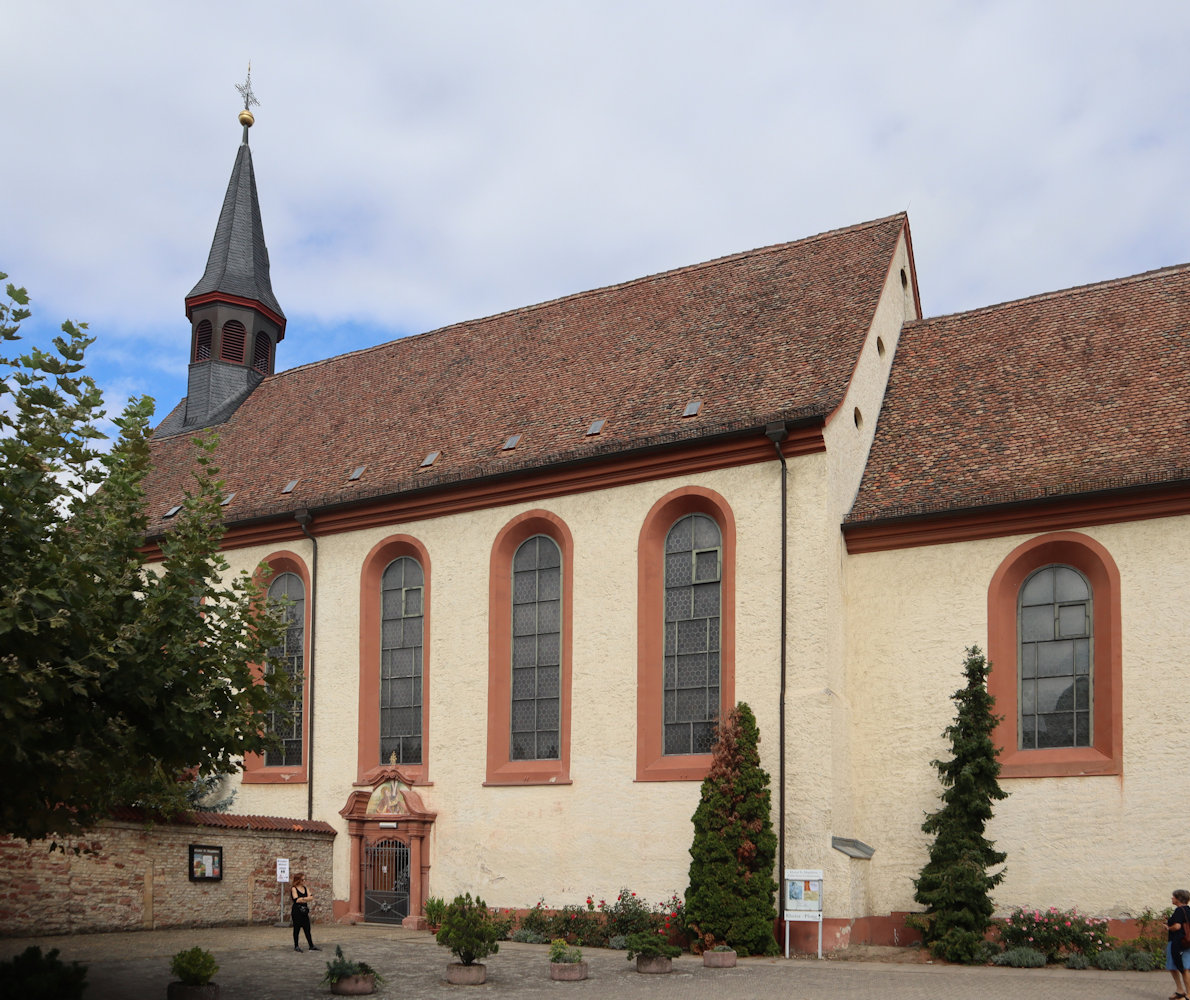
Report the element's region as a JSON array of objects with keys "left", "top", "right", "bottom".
[{"left": 4, "top": 1, "right": 1189, "bottom": 431}]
